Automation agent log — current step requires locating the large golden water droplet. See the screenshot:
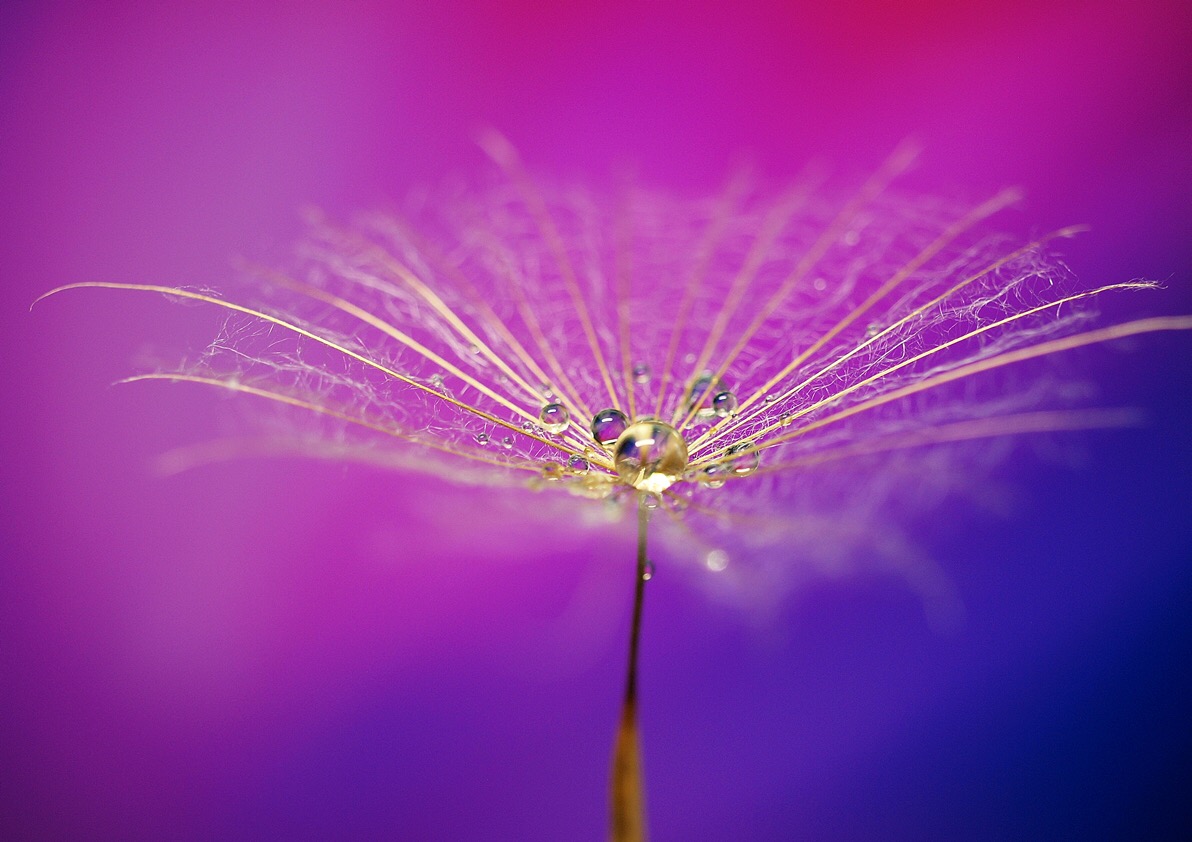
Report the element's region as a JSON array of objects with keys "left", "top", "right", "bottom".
[{"left": 612, "top": 421, "right": 689, "bottom": 493}]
